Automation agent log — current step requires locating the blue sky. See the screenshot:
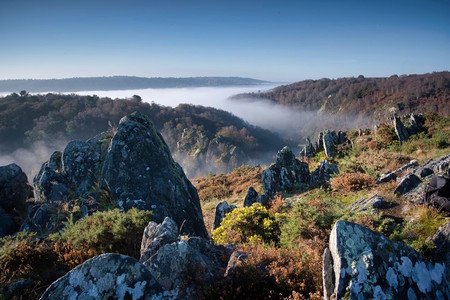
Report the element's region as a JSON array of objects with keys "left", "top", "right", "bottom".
[{"left": 0, "top": 0, "right": 449, "bottom": 82}]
